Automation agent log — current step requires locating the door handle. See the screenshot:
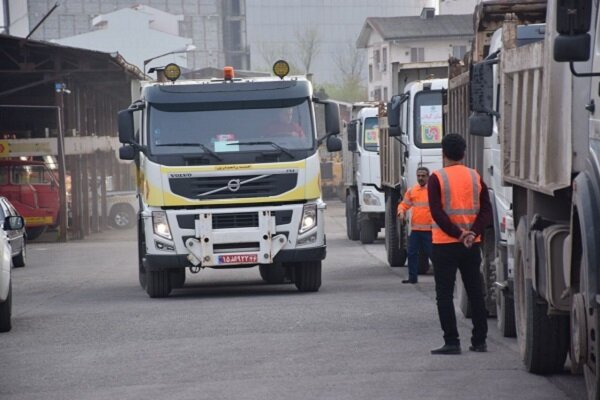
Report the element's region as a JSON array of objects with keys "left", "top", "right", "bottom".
[
  {"left": 586, "top": 99, "right": 595, "bottom": 114},
  {"left": 488, "top": 165, "right": 494, "bottom": 176}
]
